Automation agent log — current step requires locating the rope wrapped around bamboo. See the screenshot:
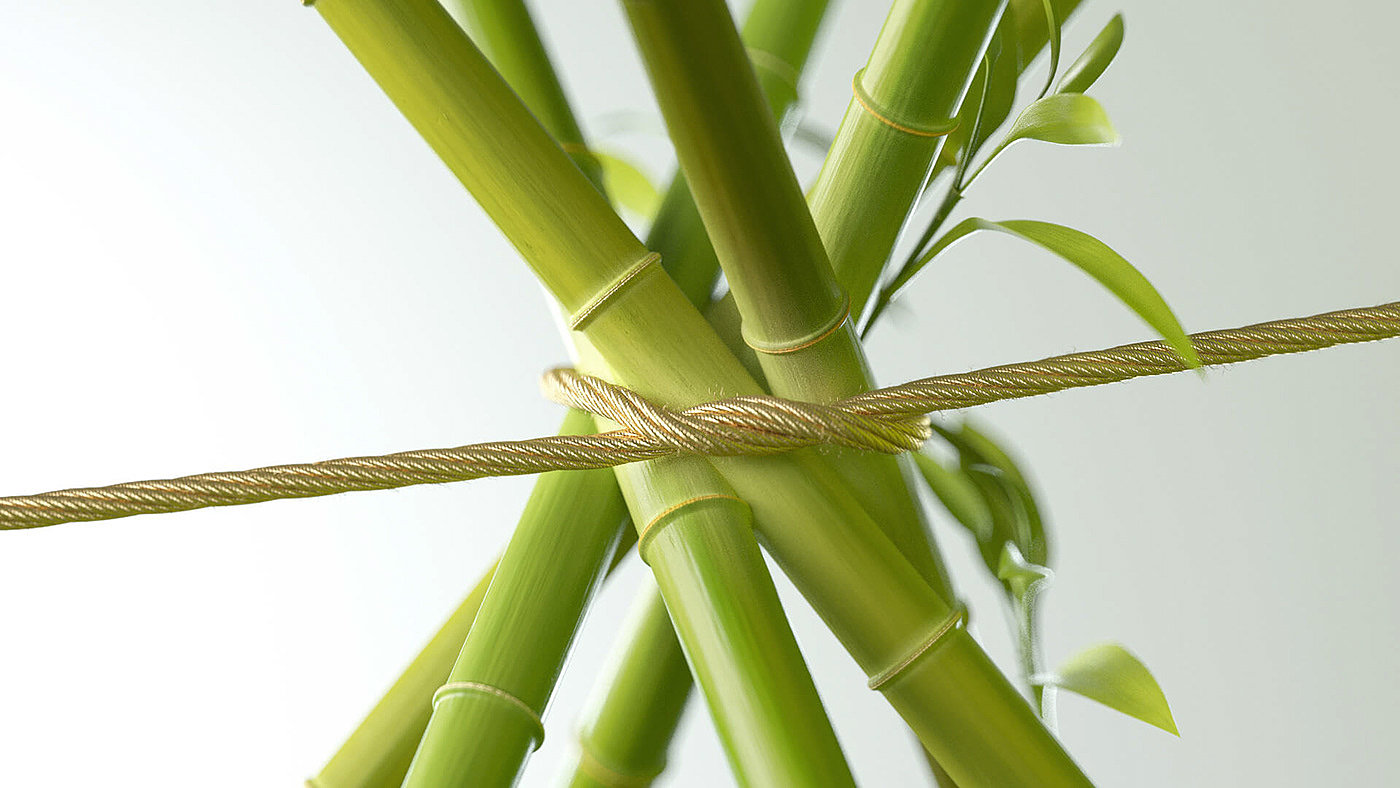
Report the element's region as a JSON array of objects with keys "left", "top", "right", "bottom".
[{"left": 1, "top": 301, "right": 1395, "bottom": 530}]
